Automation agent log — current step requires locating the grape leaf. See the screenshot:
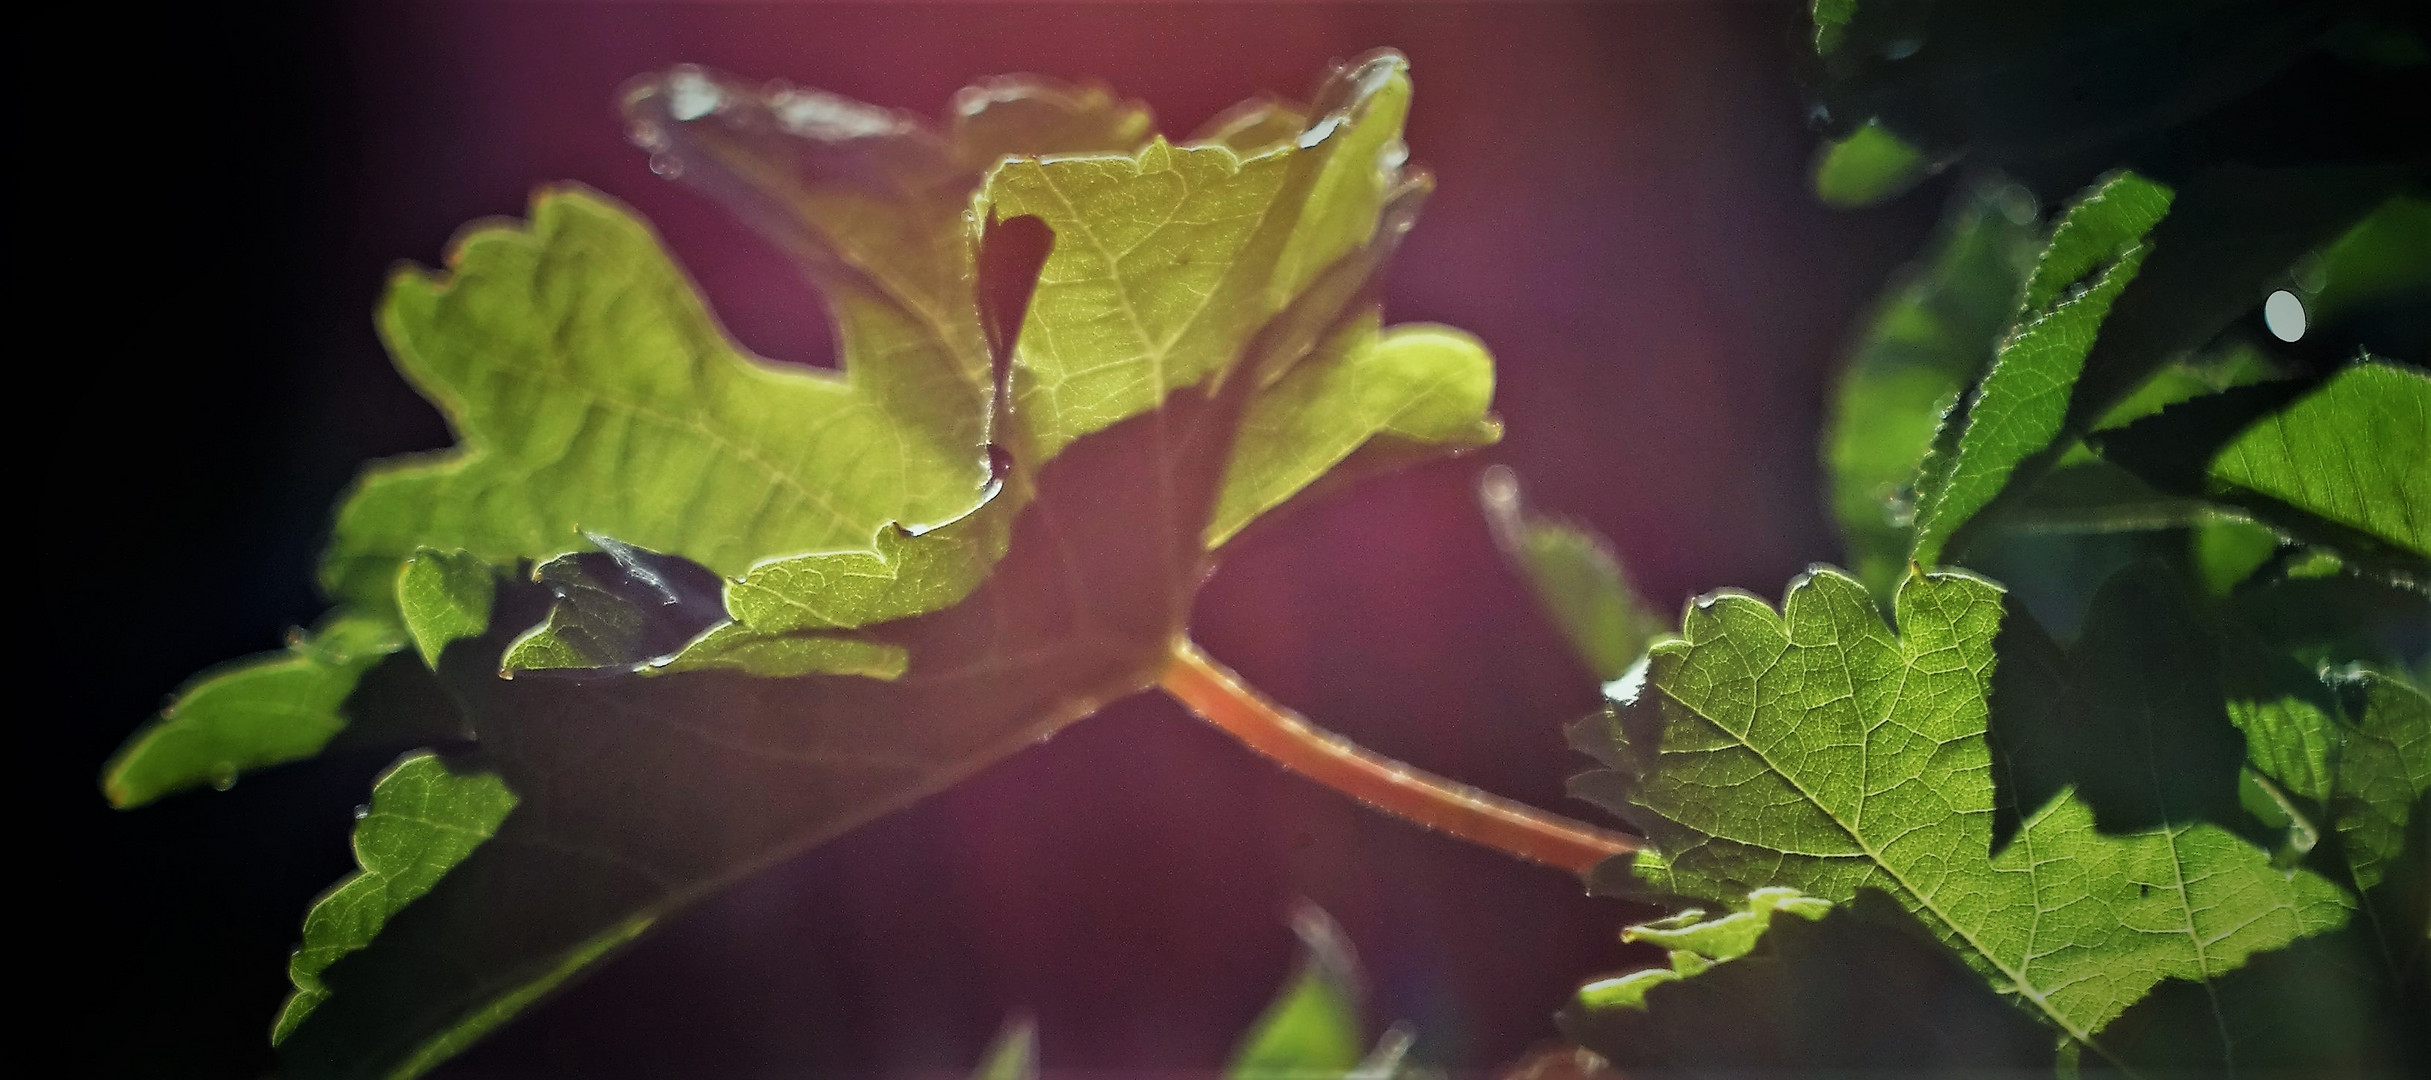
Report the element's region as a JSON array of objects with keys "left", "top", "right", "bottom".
[
  {"left": 1983, "top": 561, "right": 2253, "bottom": 846},
  {"left": 97, "top": 66, "right": 1158, "bottom": 806},
  {"left": 1909, "top": 171, "right": 2172, "bottom": 566},
  {"left": 1569, "top": 567, "right": 2351, "bottom": 1060},
  {"left": 2233, "top": 667, "right": 2431, "bottom": 896},
  {"left": 1560, "top": 890, "right": 2054, "bottom": 1075},
  {"left": 255, "top": 54, "right": 1500, "bottom": 1077},
  {"left": 1822, "top": 179, "right": 2038, "bottom": 598}
]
